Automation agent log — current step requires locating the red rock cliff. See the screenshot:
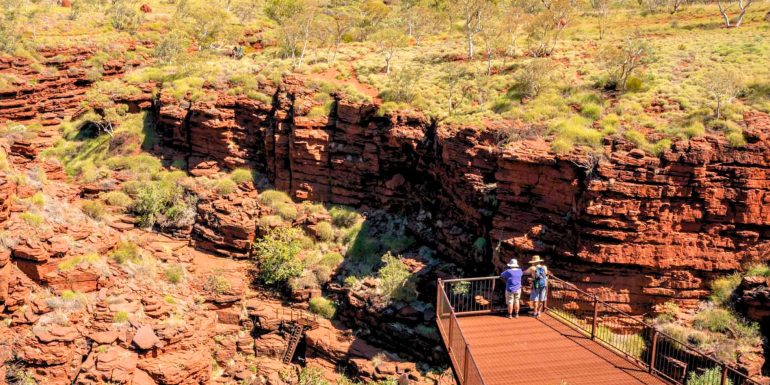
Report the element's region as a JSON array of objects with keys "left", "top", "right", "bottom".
[{"left": 93, "top": 79, "right": 770, "bottom": 313}]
